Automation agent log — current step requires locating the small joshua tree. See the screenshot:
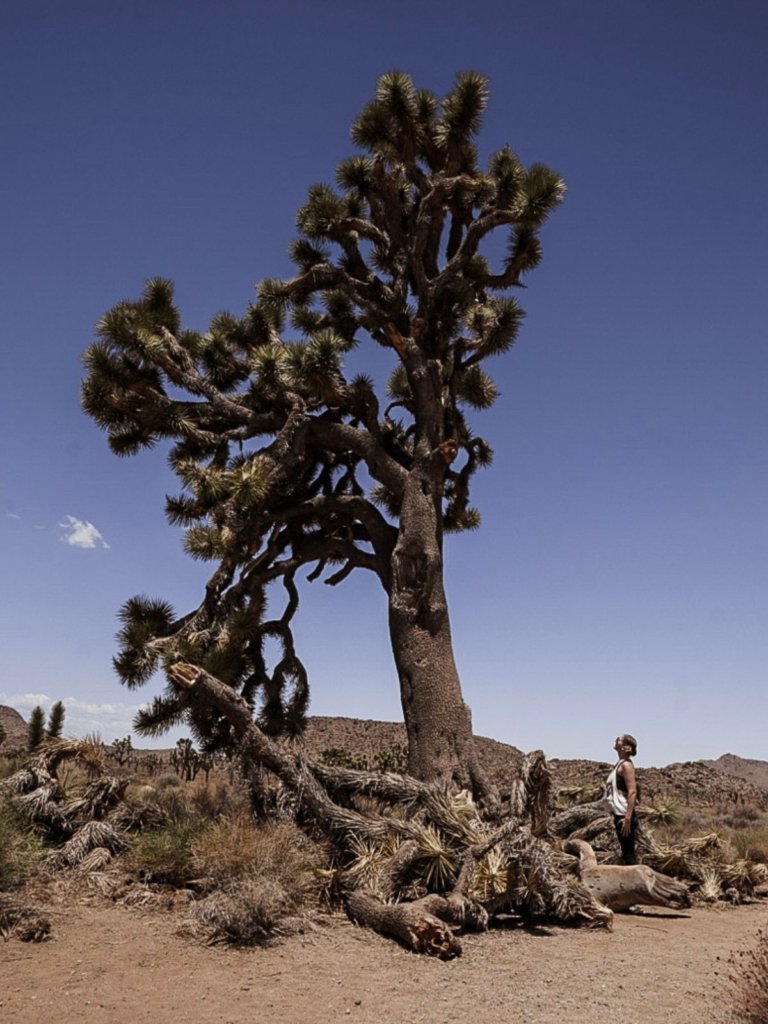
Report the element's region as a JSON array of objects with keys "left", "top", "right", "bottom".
[
  {"left": 46, "top": 701, "right": 66, "bottom": 740},
  {"left": 110, "top": 736, "right": 133, "bottom": 768},
  {"left": 27, "top": 706, "right": 46, "bottom": 752}
]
